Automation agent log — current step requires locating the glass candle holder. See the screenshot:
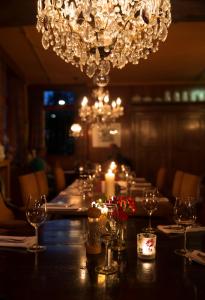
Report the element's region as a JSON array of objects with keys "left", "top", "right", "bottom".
[{"left": 137, "top": 233, "right": 157, "bottom": 260}]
